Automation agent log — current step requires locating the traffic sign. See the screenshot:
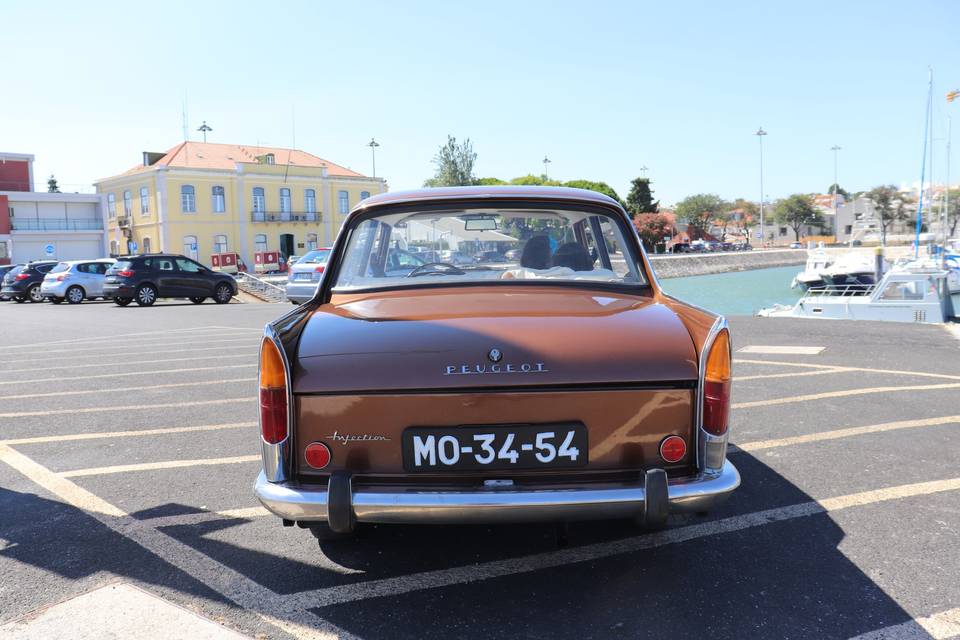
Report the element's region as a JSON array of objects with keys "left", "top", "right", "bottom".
[
  {"left": 129, "top": 241, "right": 138, "bottom": 252},
  {"left": 44, "top": 243, "right": 55, "bottom": 256},
  {"left": 191, "top": 243, "right": 198, "bottom": 251}
]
